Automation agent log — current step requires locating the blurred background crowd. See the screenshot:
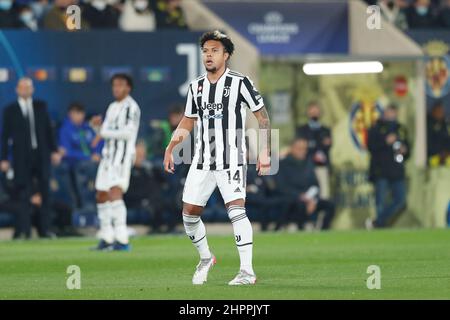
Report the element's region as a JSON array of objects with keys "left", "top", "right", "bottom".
[
  {"left": 366, "top": 0, "right": 450, "bottom": 29},
  {"left": 0, "top": 0, "right": 188, "bottom": 31},
  {"left": 1, "top": 78, "right": 447, "bottom": 239}
]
